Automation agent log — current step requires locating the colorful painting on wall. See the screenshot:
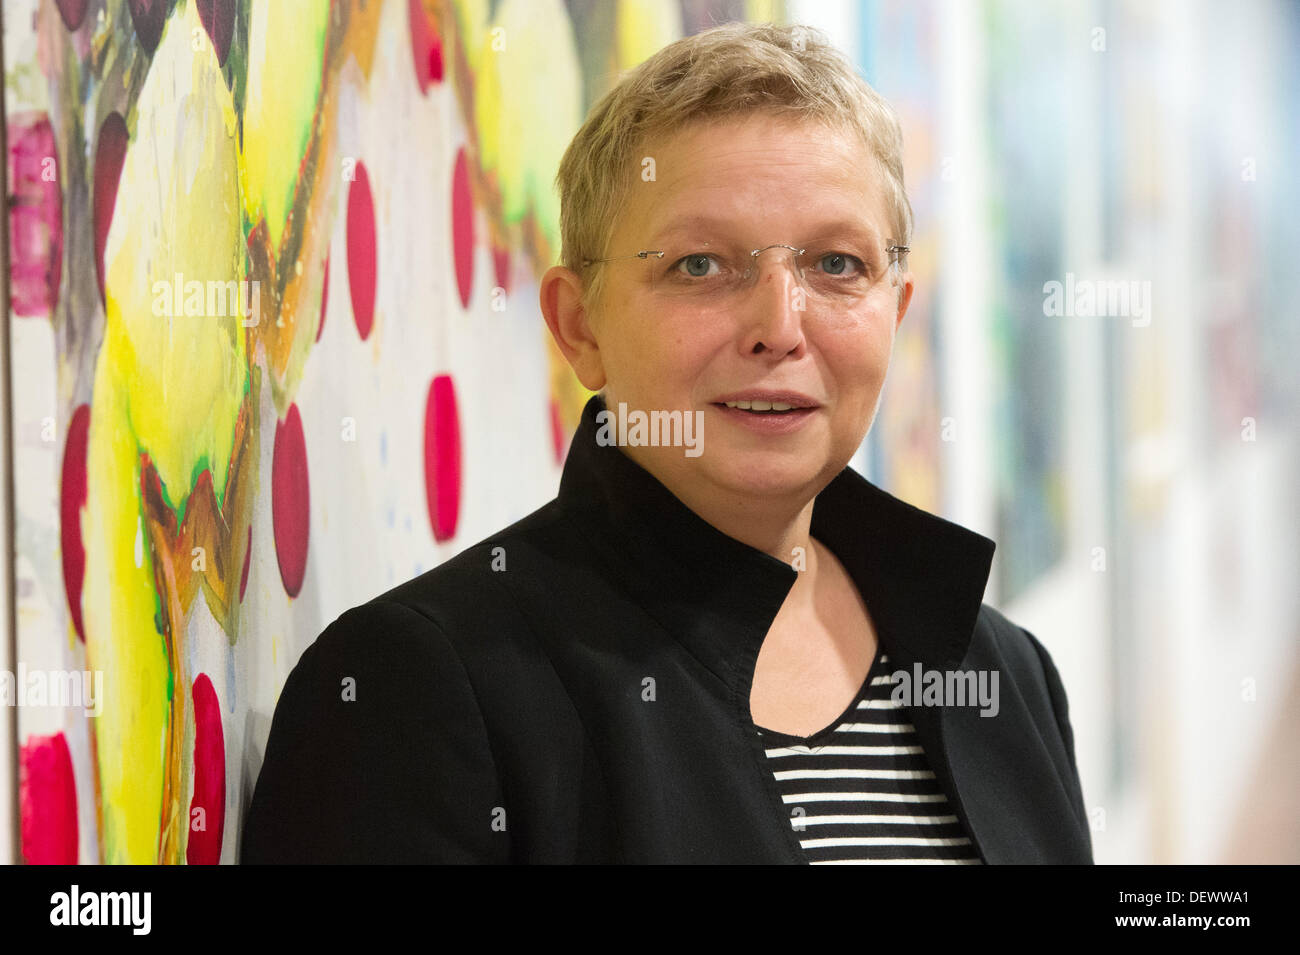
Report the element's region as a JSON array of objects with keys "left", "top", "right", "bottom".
[
  {"left": 983, "top": 0, "right": 1070, "bottom": 600},
  {"left": 5, "top": 0, "right": 782, "bottom": 864},
  {"left": 855, "top": 0, "right": 945, "bottom": 515}
]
